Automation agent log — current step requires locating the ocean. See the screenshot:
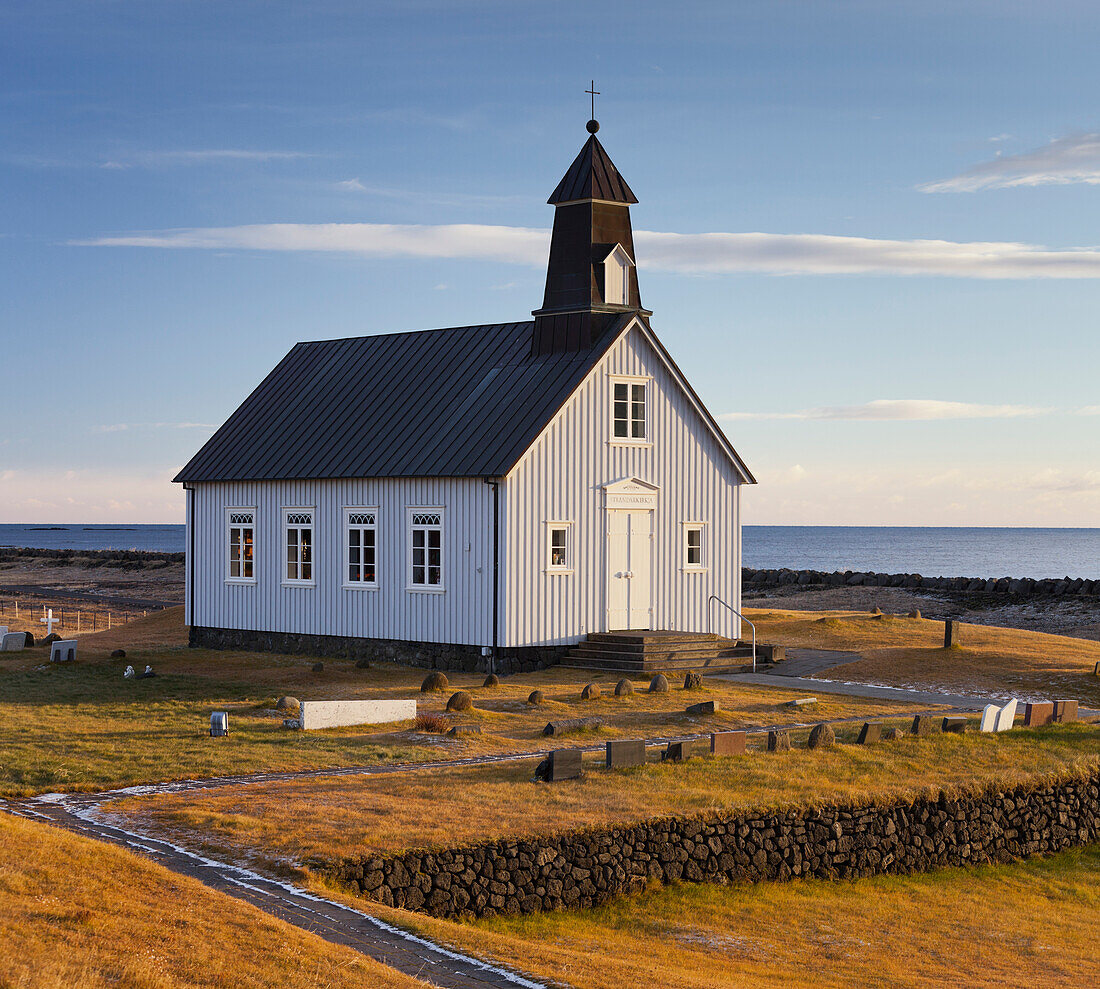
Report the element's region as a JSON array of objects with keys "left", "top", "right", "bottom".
[{"left": 1, "top": 523, "right": 1097, "bottom": 580}]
